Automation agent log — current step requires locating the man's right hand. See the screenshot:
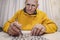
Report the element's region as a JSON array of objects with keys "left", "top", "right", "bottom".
[{"left": 7, "top": 21, "right": 22, "bottom": 36}]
